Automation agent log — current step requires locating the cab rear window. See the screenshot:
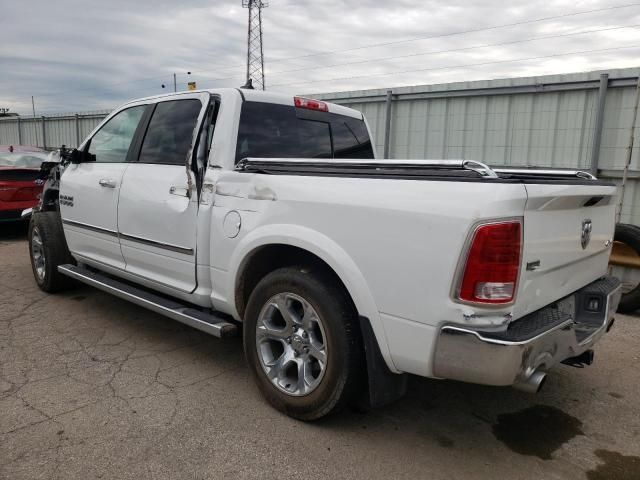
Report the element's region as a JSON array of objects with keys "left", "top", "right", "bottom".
[{"left": 235, "top": 101, "right": 374, "bottom": 163}]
